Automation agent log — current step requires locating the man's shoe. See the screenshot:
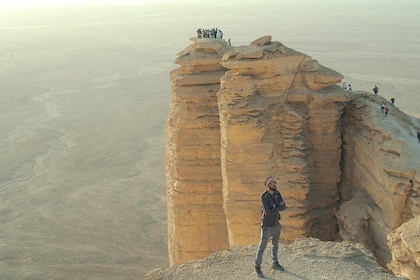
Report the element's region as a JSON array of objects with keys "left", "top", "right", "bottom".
[
  {"left": 255, "top": 266, "right": 263, "bottom": 277},
  {"left": 272, "top": 261, "right": 285, "bottom": 271}
]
